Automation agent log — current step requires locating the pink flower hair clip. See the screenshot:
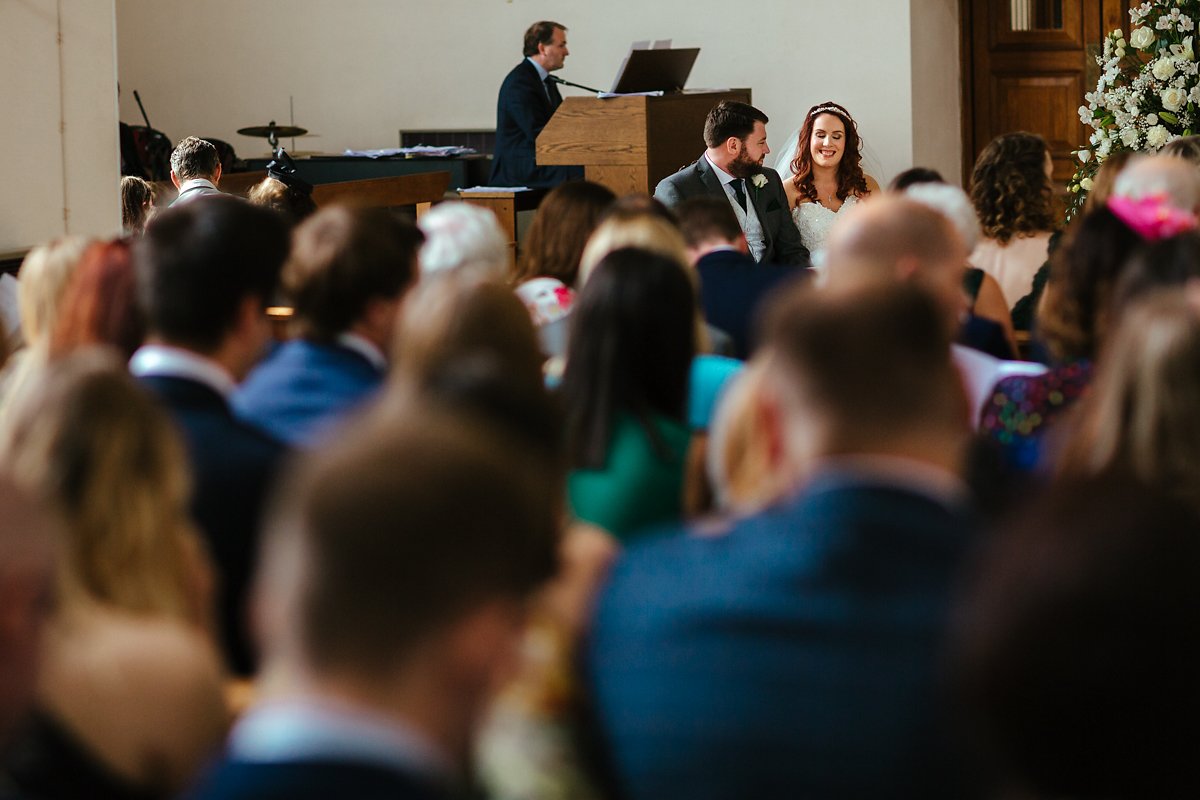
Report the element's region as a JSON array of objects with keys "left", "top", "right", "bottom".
[{"left": 1107, "top": 193, "right": 1199, "bottom": 240}]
